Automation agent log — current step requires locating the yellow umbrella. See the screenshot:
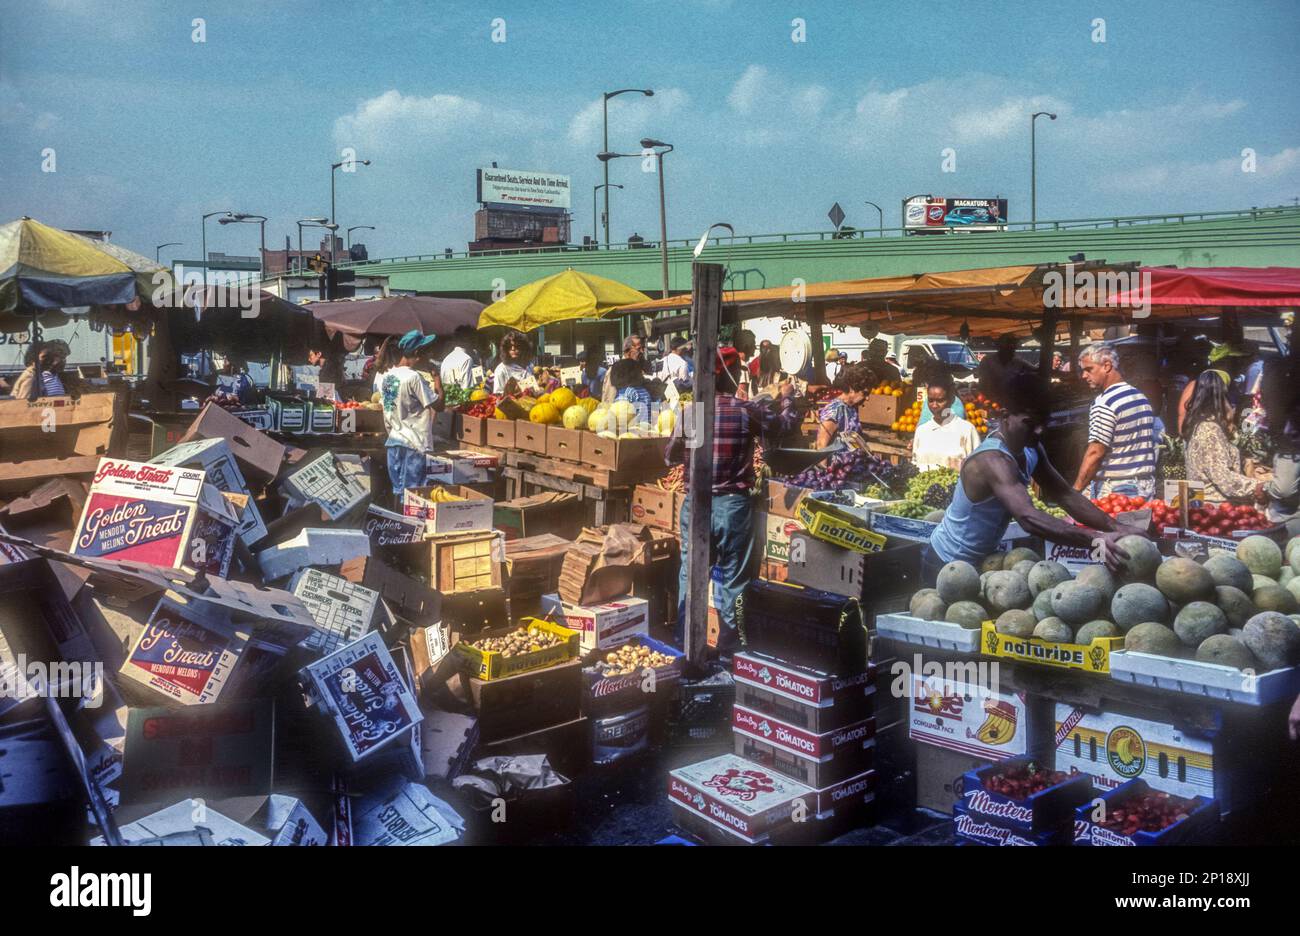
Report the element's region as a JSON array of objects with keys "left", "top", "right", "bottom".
[{"left": 477, "top": 268, "right": 651, "bottom": 332}]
